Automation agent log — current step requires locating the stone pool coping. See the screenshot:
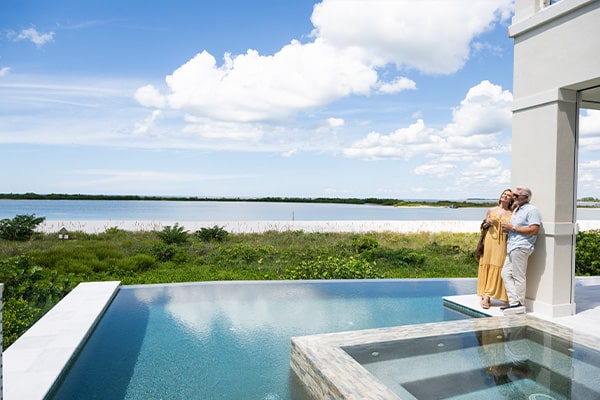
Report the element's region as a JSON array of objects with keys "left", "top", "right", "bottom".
[
  {"left": 290, "top": 314, "right": 600, "bottom": 400},
  {"left": 3, "top": 281, "right": 120, "bottom": 400}
]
